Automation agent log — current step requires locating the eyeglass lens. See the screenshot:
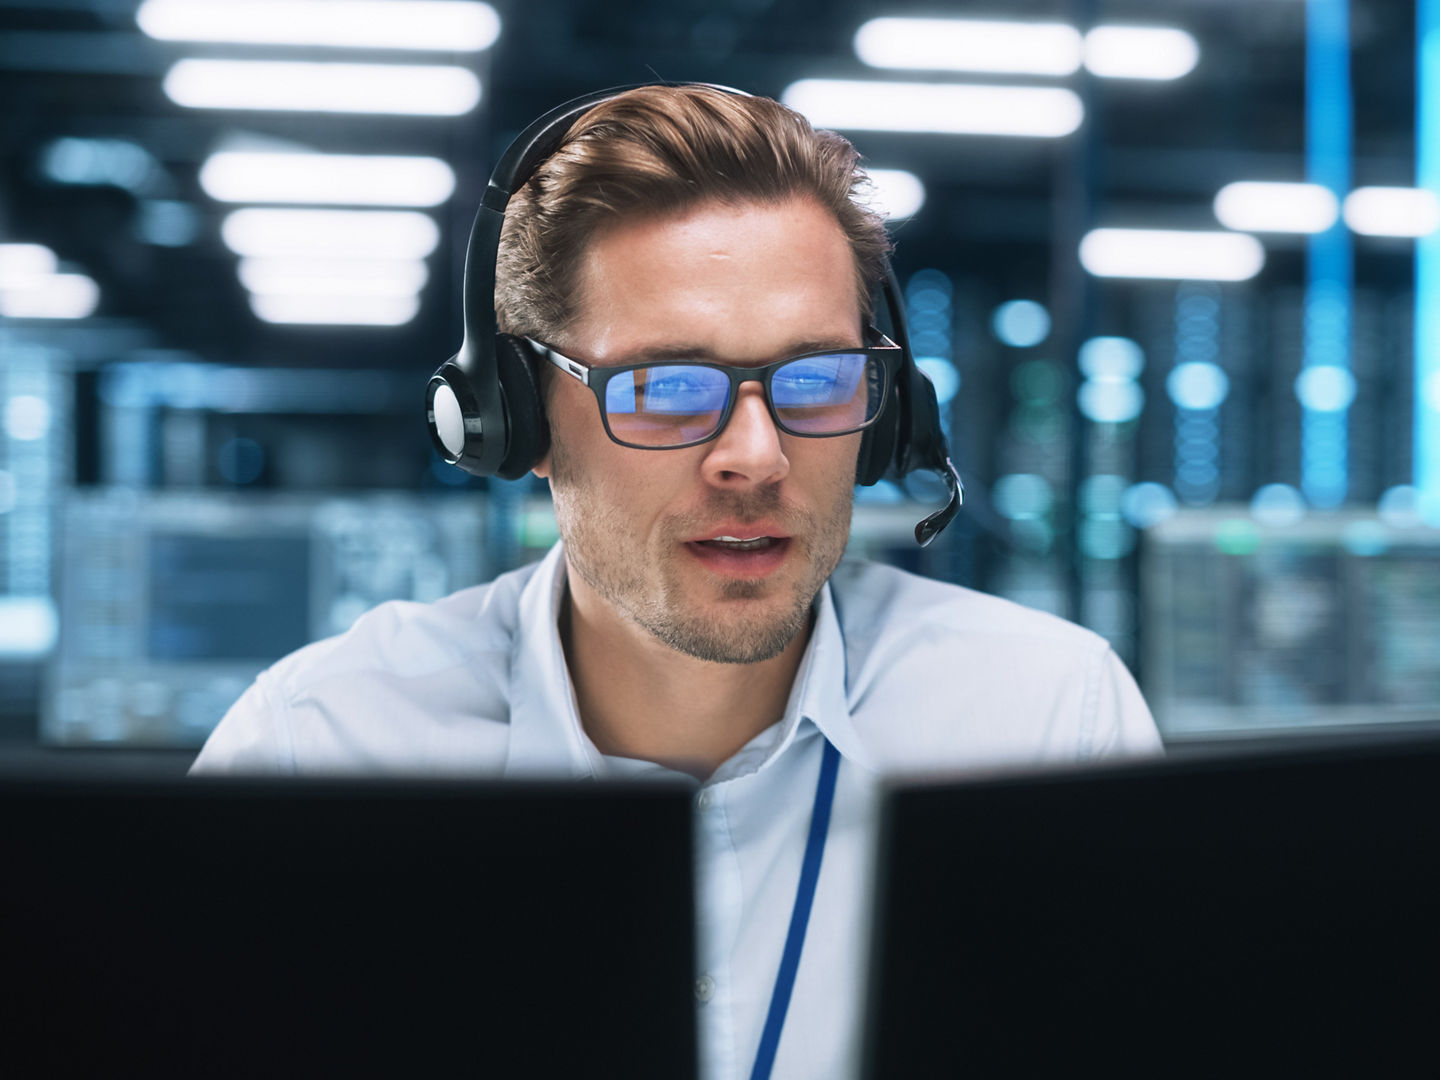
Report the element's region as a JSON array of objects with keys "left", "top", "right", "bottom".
[{"left": 601, "top": 353, "right": 882, "bottom": 447}]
